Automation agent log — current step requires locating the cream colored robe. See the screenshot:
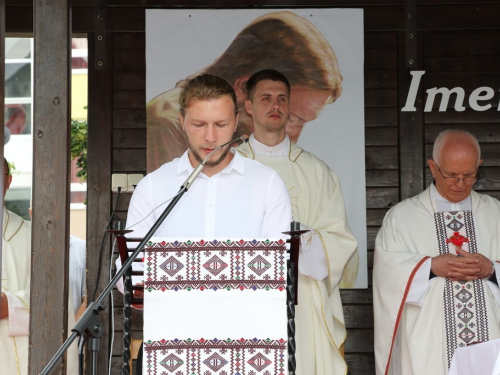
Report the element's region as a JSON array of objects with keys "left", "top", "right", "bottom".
[
  {"left": 374, "top": 188, "right": 500, "bottom": 375},
  {"left": 0, "top": 209, "right": 79, "bottom": 375},
  {"left": 238, "top": 141, "right": 358, "bottom": 375}
]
